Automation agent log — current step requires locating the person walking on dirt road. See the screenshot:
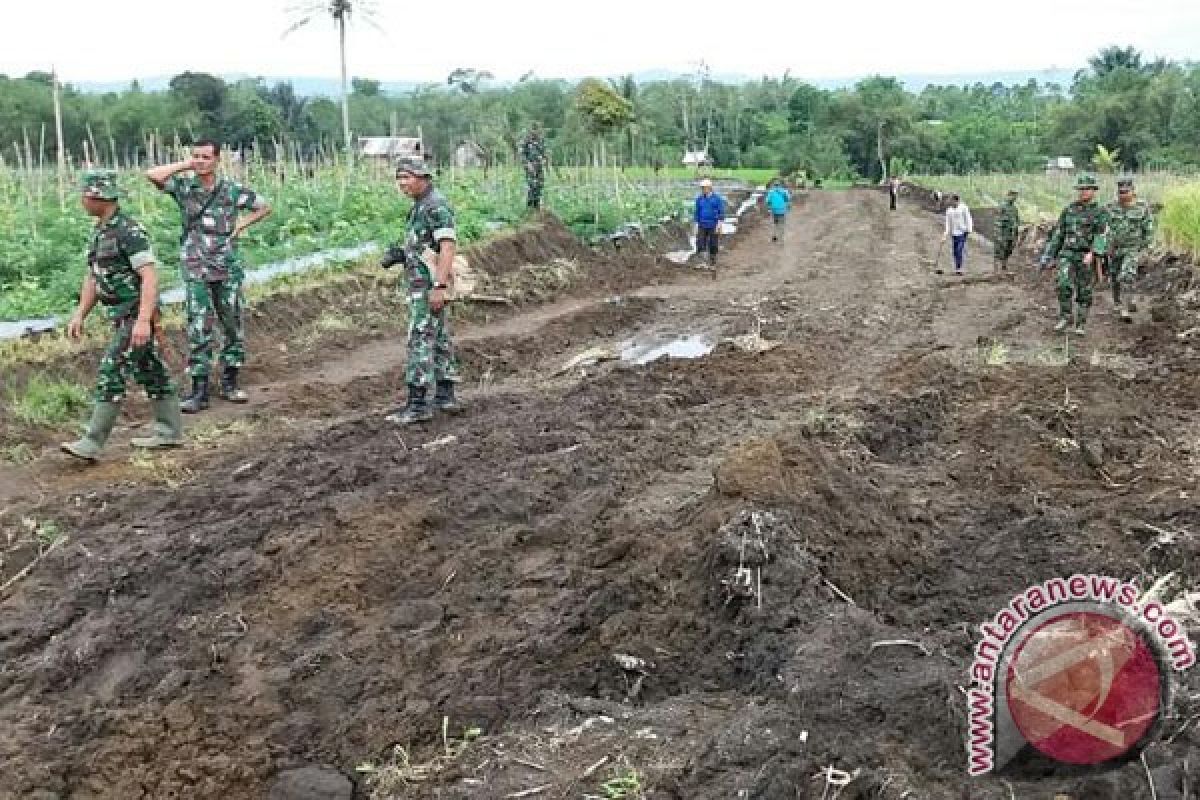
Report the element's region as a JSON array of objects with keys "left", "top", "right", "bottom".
[
  {"left": 1040, "top": 174, "right": 1109, "bottom": 335},
  {"left": 146, "top": 139, "right": 272, "bottom": 413},
  {"left": 765, "top": 179, "right": 791, "bottom": 242},
  {"left": 693, "top": 179, "right": 726, "bottom": 268},
  {"left": 381, "top": 157, "right": 462, "bottom": 425},
  {"left": 888, "top": 177, "right": 901, "bottom": 211},
  {"left": 62, "top": 170, "right": 184, "bottom": 462},
  {"left": 994, "top": 189, "right": 1020, "bottom": 272},
  {"left": 942, "top": 194, "right": 974, "bottom": 275},
  {"left": 1105, "top": 178, "right": 1155, "bottom": 324},
  {"left": 519, "top": 122, "right": 548, "bottom": 211}
]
